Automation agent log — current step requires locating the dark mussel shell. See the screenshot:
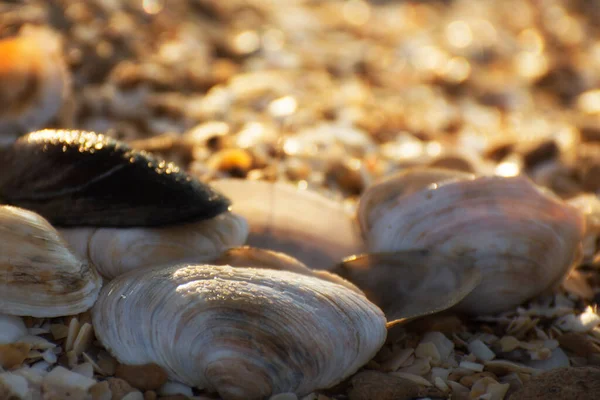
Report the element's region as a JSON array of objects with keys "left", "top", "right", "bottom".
[{"left": 0, "top": 130, "right": 231, "bottom": 227}]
